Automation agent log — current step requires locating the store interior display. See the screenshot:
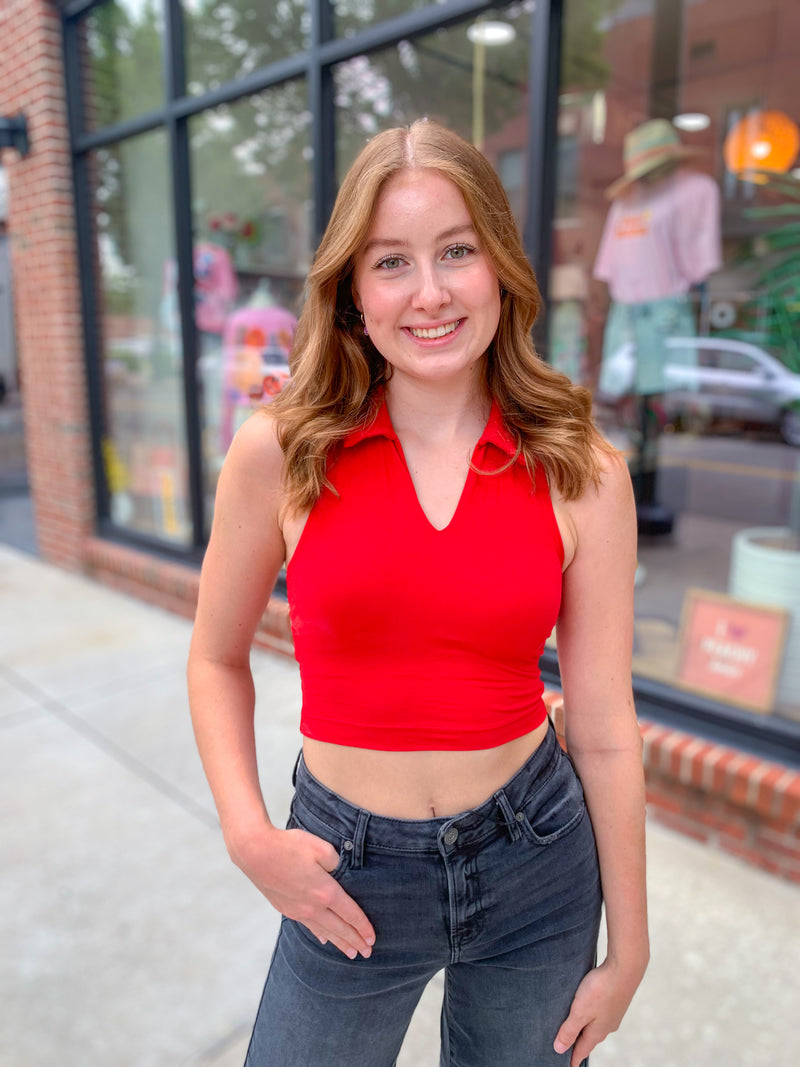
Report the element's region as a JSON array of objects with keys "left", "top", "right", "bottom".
[{"left": 594, "top": 118, "right": 722, "bottom": 534}]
